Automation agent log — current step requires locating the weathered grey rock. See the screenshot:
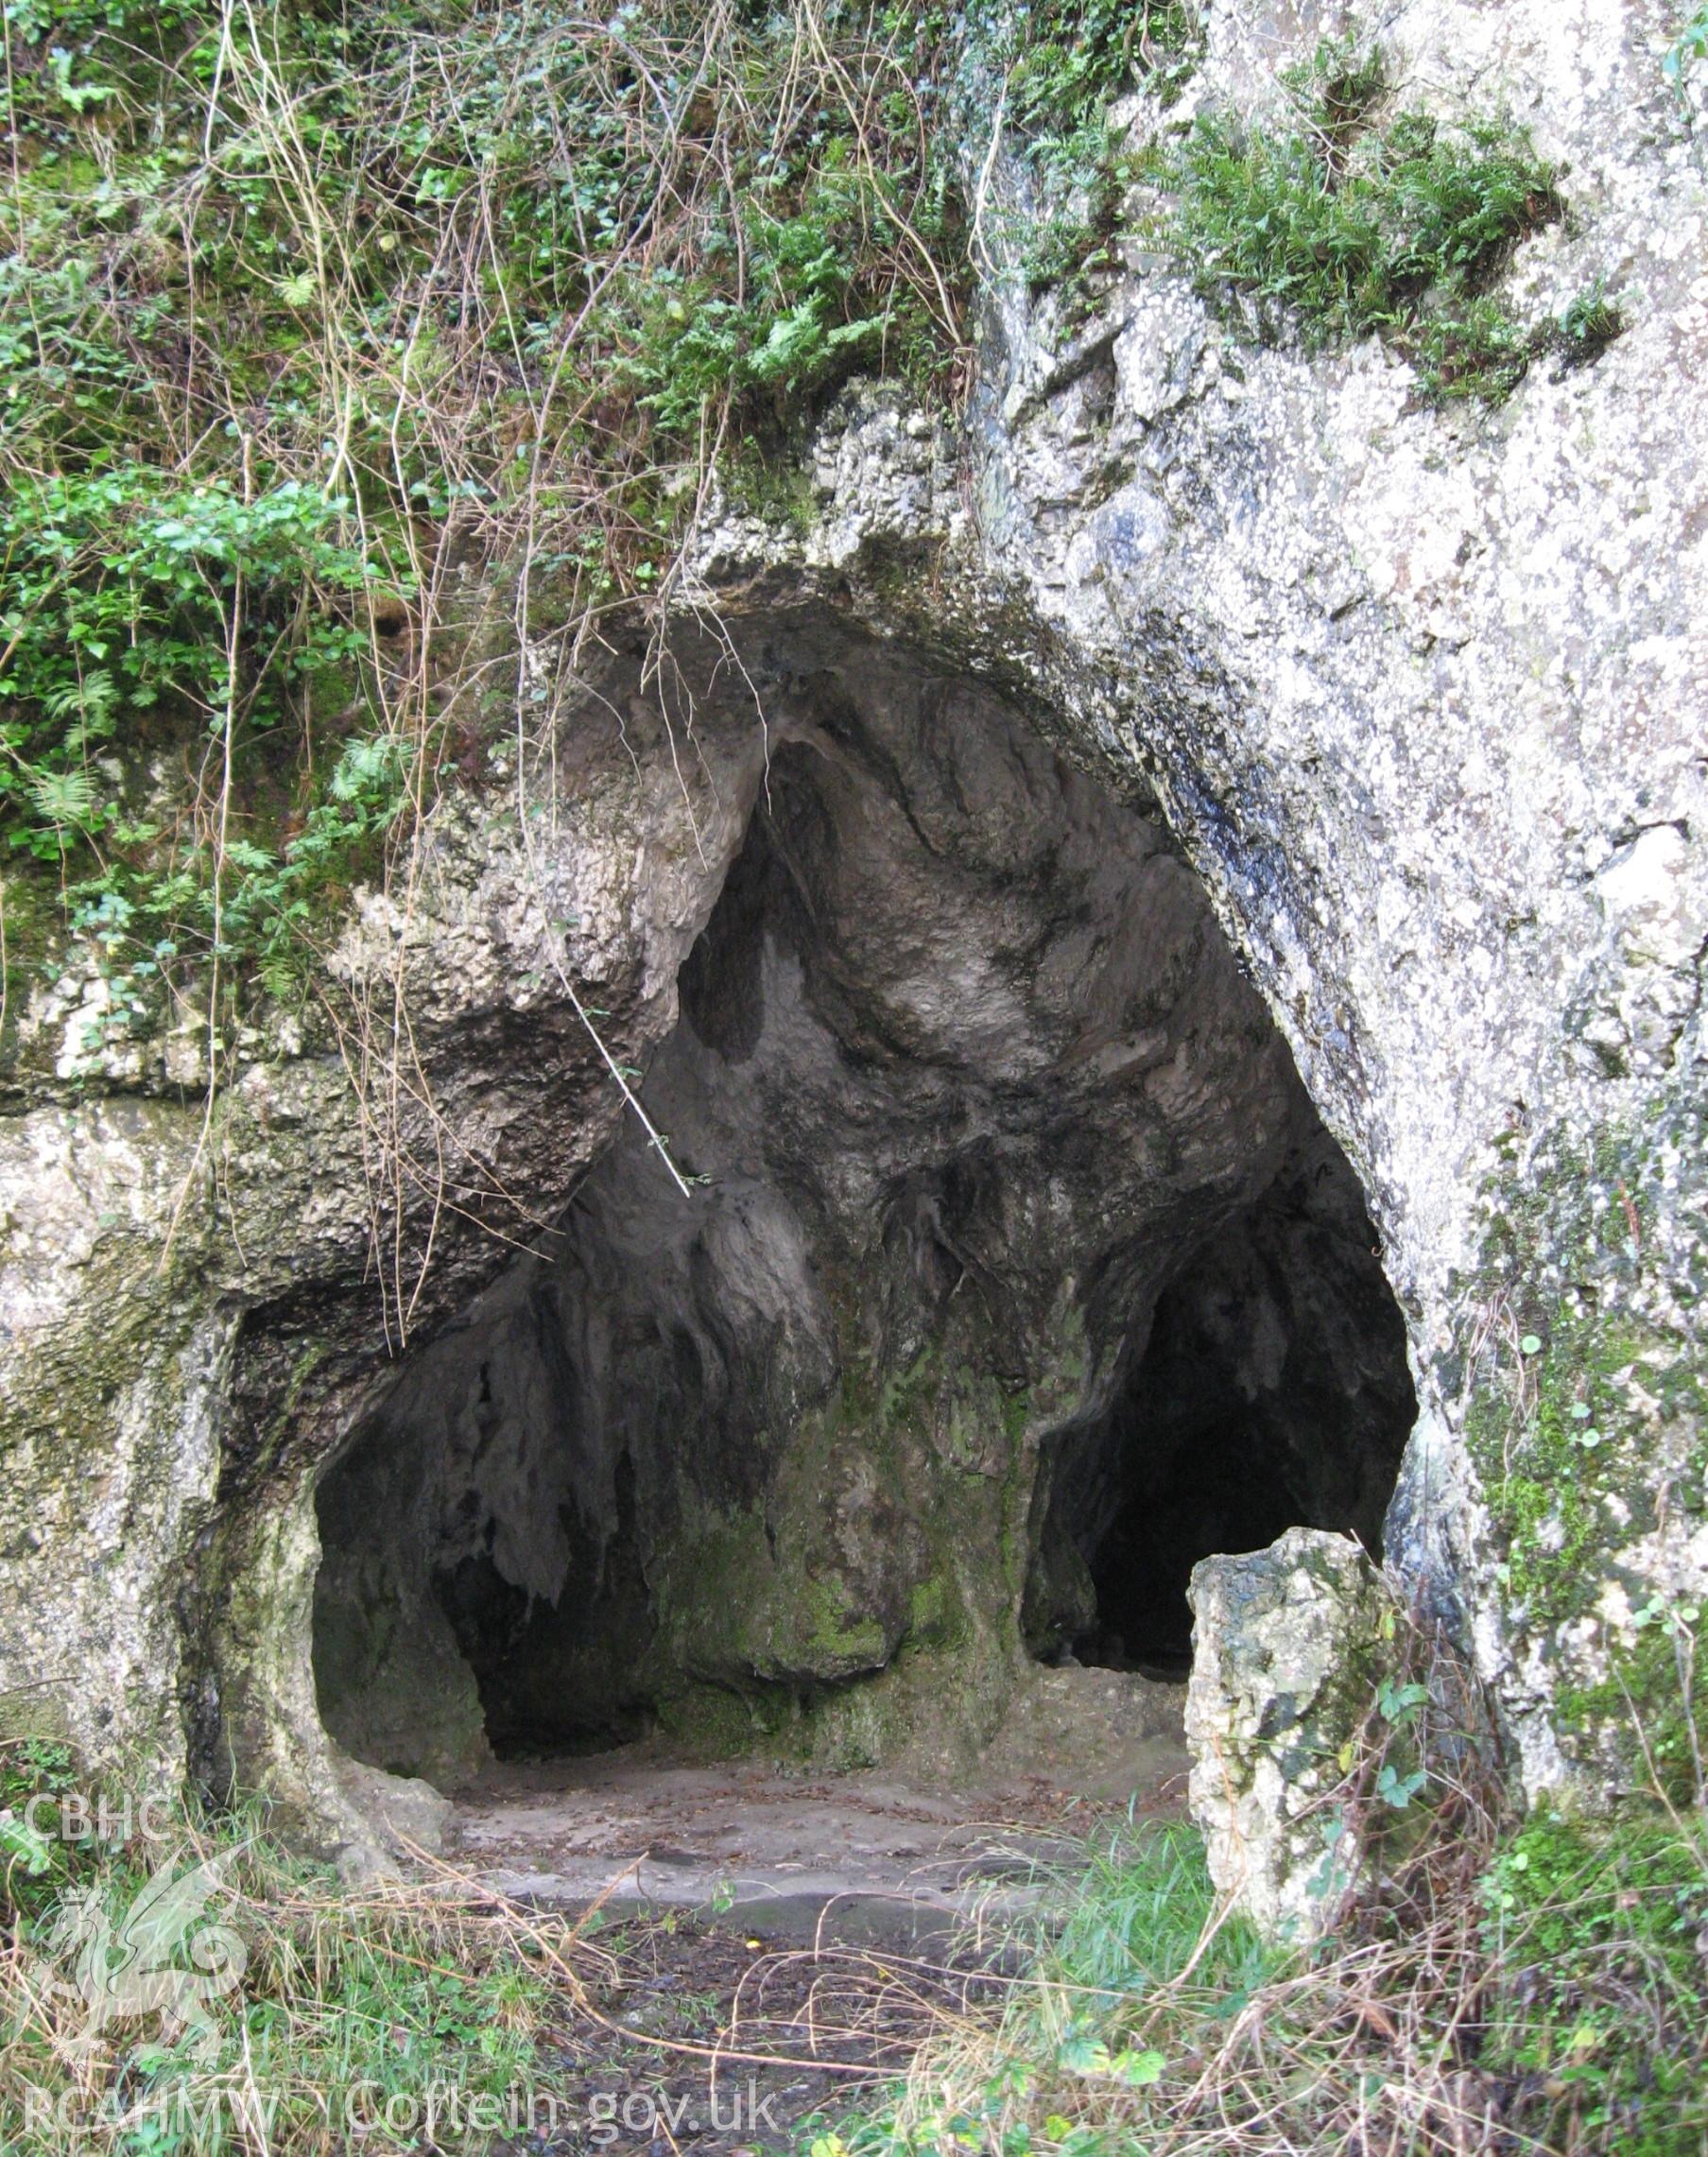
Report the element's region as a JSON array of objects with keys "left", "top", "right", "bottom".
[
  {"left": 953, "top": 0, "right": 1708, "bottom": 1804},
  {"left": 309, "top": 626, "right": 1408, "bottom": 1782},
  {"left": 1186, "top": 1528, "right": 1394, "bottom": 1940},
  {"left": 2, "top": 0, "right": 1705, "bottom": 1861},
  {"left": 332, "top": 1759, "right": 452, "bottom": 1864},
  {"left": 1, "top": 600, "right": 1411, "bottom": 1855}
]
